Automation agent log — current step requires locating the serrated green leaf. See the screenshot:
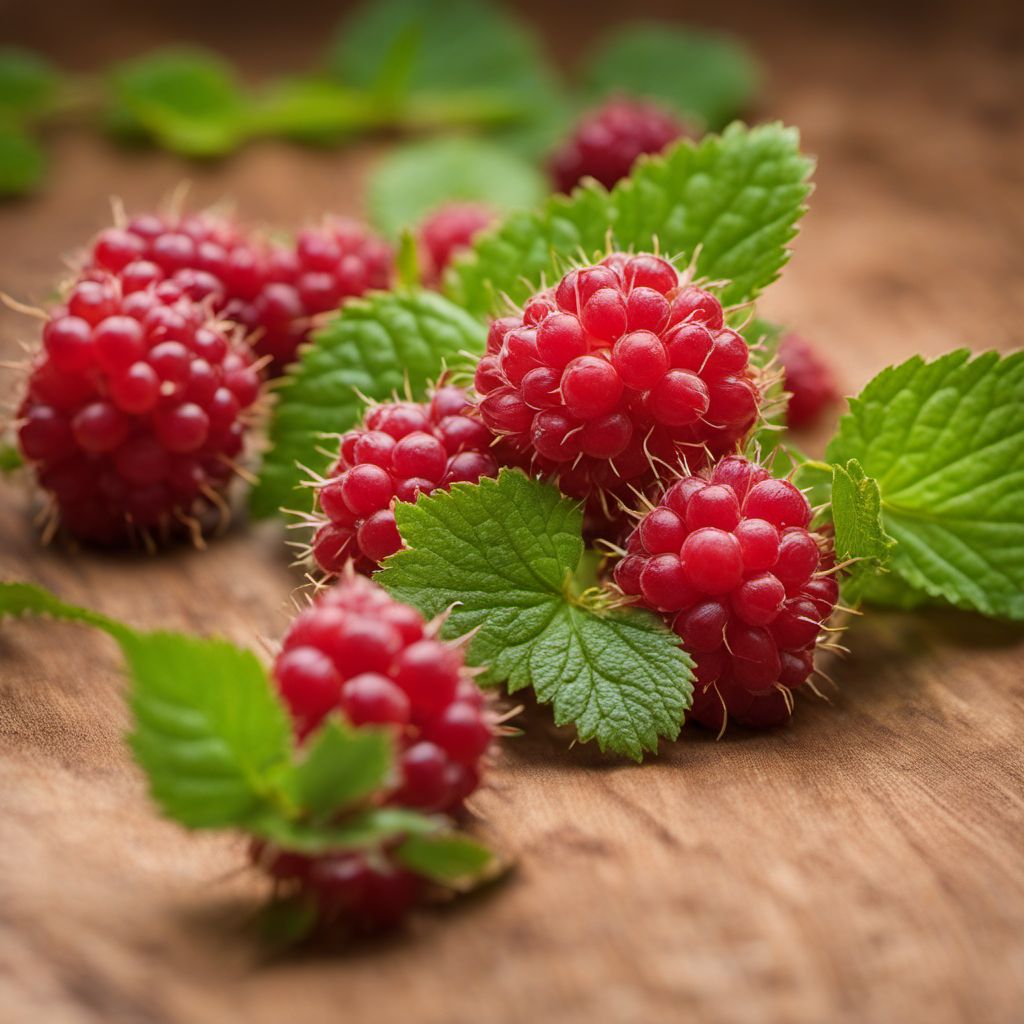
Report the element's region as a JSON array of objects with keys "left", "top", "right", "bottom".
[
  {"left": 368, "top": 136, "right": 545, "bottom": 236},
  {"left": 328, "top": 0, "right": 561, "bottom": 131},
  {"left": 395, "top": 832, "right": 499, "bottom": 888},
  {"left": 583, "top": 24, "right": 758, "bottom": 130},
  {"left": 826, "top": 349, "right": 1024, "bottom": 618},
  {"left": 250, "top": 806, "right": 443, "bottom": 854},
  {"left": 124, "top": 632, "right": 292, "bottom": 828},
  {"left": 830, "top": 459, "right": 894, "bottom": 601},
  {"left": 107, "top": 48, "right": 250, "bottom": 157},
  {"left": 0, "top": 124, "right": 45, "bottom": 196},
  {"left": 251, "top": 289, "right": 485, "bottom": 519},
  {"left": 0, "top": 582, "right": 291, "bottom": 828},
  {"left": 446, "top": 122, "right": 814, "bottom": 319},
  {"left": 288, "top": 718, "right": 393, "bottom": 821},
  {"left": 377, "top": 470, "right": 693, "bottom": 760},
  {"left": 0, "top": 47, "right": 60, "bottom": 122}
]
